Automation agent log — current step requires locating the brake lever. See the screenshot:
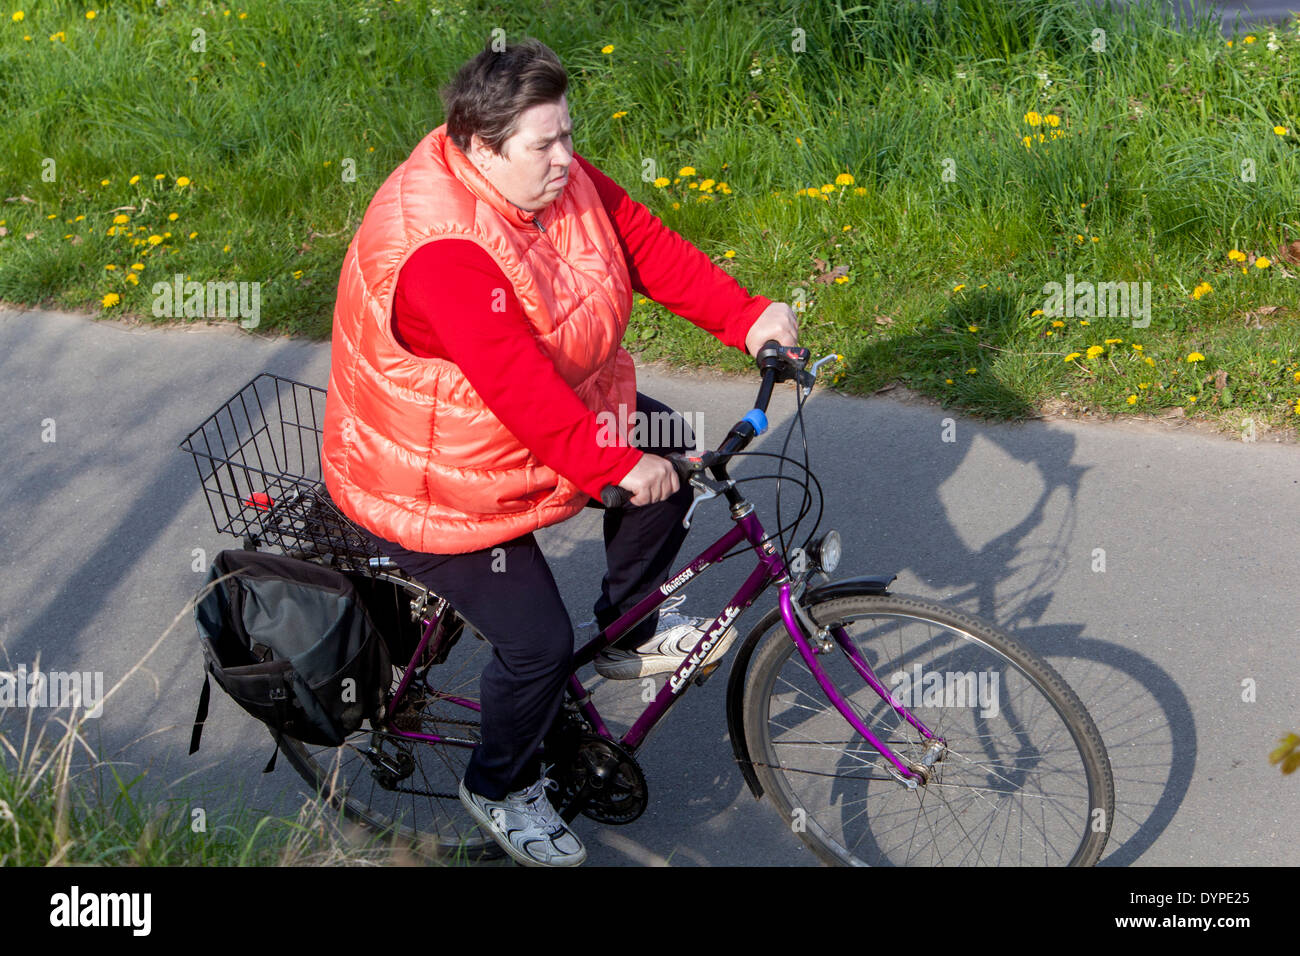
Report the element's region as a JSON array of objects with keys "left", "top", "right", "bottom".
[
  {"left": 682, "top": 474, "right": 733, "bottom": 529},
  {"left": 797, "top": 352, "right": 843, "bottom": 397}
]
